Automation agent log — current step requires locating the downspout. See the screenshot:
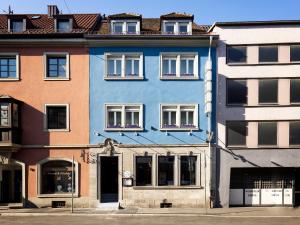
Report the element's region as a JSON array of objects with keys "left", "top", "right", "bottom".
[{"left": 205, "top": 36, "right": 213, "bottom": 208}]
